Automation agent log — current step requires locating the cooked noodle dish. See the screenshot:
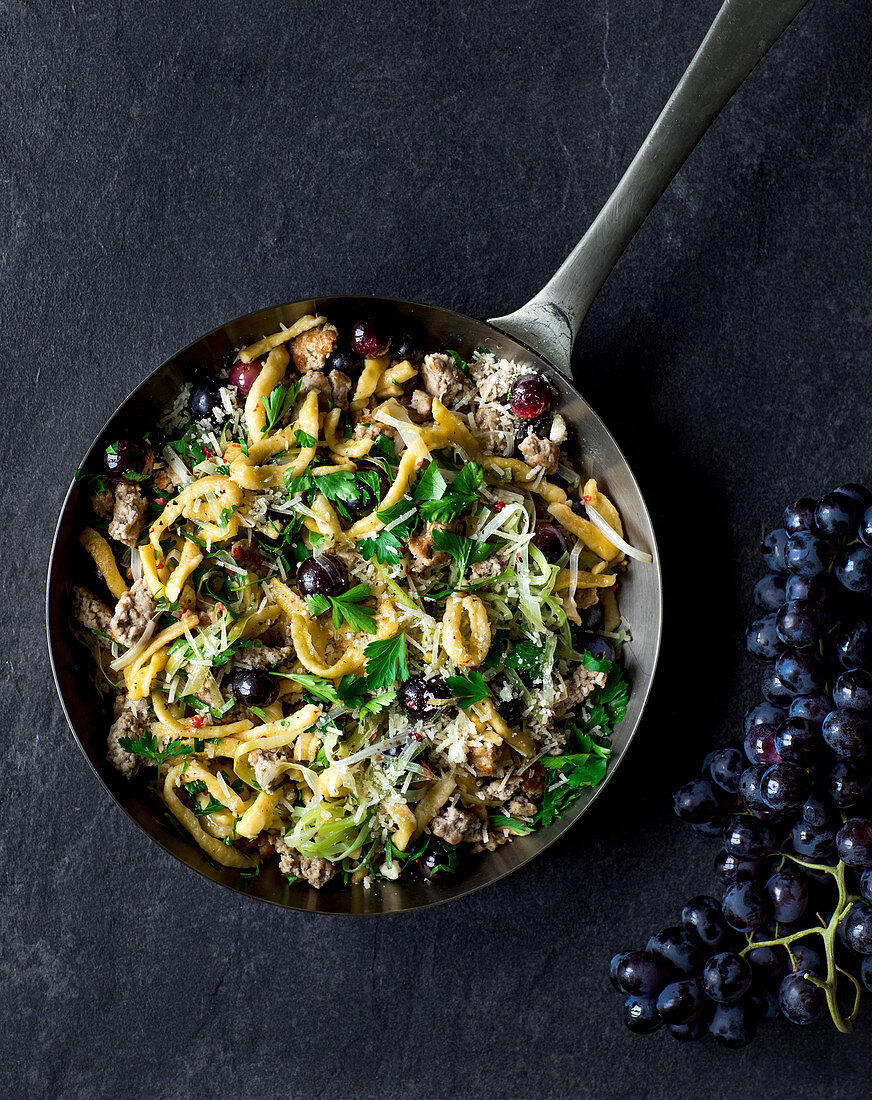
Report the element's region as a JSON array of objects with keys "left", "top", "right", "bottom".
[{"left": 70, "top": 310, "right": 651, "bottom": 890}]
